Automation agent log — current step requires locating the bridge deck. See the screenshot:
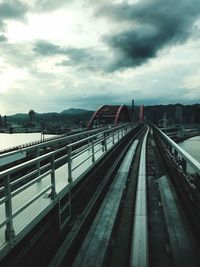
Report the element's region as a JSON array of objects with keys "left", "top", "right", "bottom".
[
  {"left": 0, "top": 133, "right": 123, "bottom": 259},
  {"left": 72, "top": 140, "right": 138, "bottom": 267},
  {"left": 130, "top": 127, "right": 149, "bottom": 267},
  {"left": 158, "top": 175, "right": 200, "bottom": 267}
]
